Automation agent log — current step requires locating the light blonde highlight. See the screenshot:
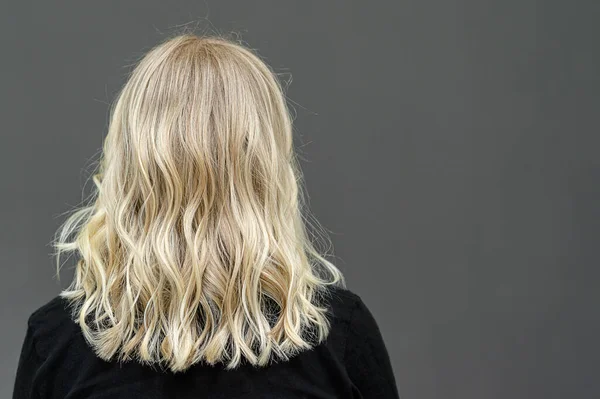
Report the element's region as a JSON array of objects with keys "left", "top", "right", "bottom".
[{"left": 52, "top": 33, "right": 345, "bottom": 372}]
